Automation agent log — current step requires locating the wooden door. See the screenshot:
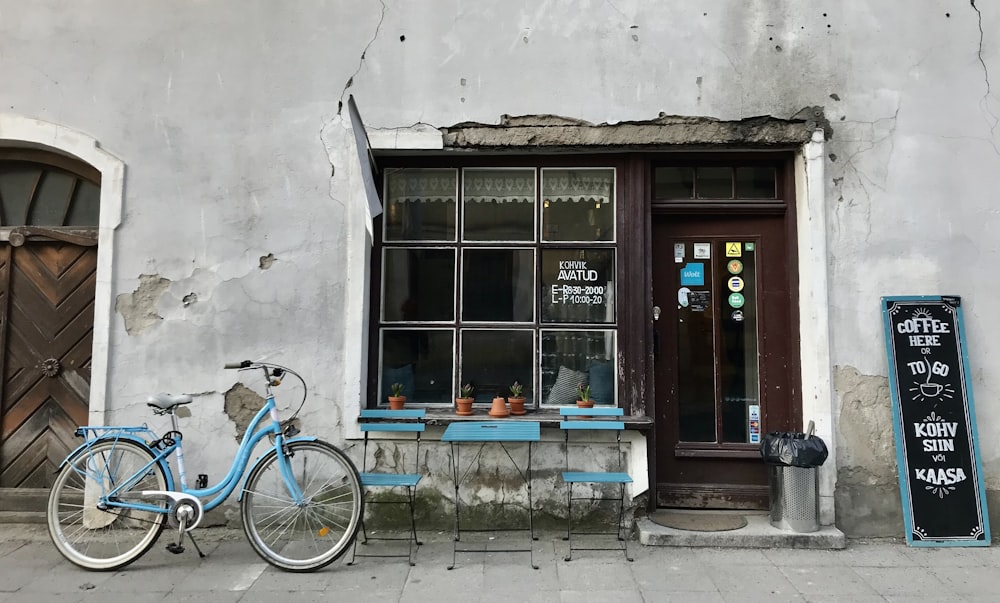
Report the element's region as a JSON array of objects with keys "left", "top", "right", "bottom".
[
  {"left": 0, "top": 241, "right": 96, "bottom": 488},
  {"left": 652, "top": 214, "right": 799, "bottom": 509}
]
